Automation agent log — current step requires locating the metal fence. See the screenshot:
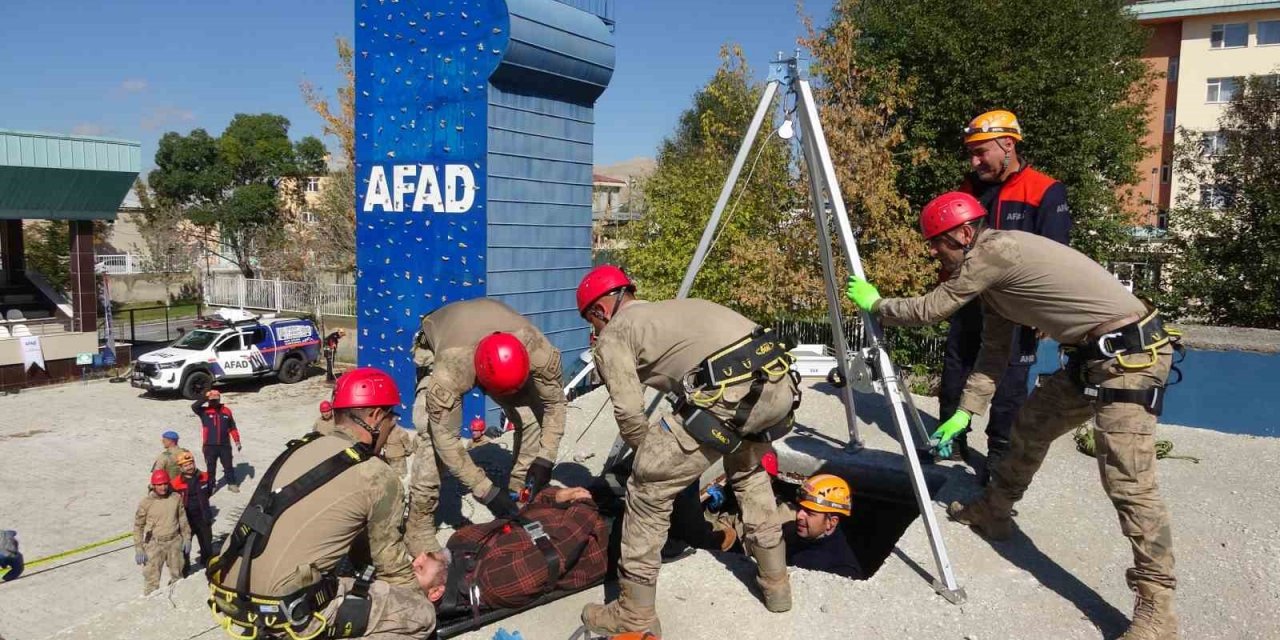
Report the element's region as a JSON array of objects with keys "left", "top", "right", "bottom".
[{"left": 203, "top": 275, "right": 357, "bottom": 317}]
